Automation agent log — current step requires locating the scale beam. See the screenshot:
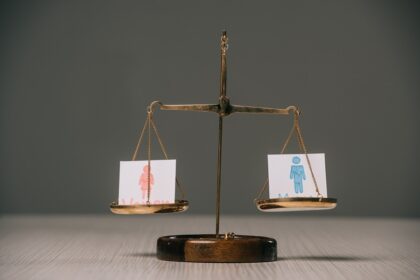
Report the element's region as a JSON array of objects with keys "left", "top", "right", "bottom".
[{"left": 150, "top": 102, "right": 298, "bottom": 116}]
